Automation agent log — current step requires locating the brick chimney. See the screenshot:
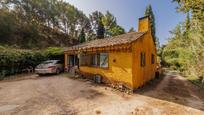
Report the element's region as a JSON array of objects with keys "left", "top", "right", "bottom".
[{"left": 138, "top": 16, "right": 150, "bottom": 32}]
